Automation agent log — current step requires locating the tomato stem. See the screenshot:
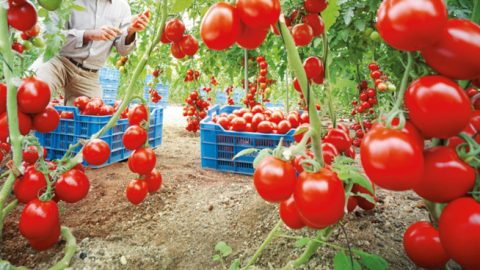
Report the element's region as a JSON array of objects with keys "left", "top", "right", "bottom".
[
  {"left": 322, "top": 33, "right": 336, "bottom": 128},
  {"left": 47, "top": 226, "right": 77, "bottom": 270},
  {"left": 242, "top": 220, "right": 282, "bottom": 270}
]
